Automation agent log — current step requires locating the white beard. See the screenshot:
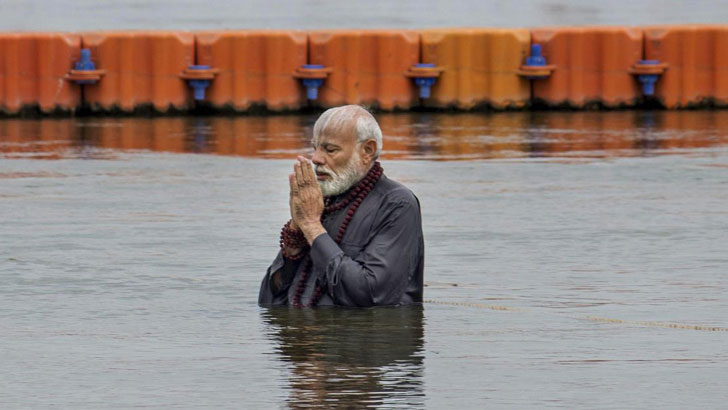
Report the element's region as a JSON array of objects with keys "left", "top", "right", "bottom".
[{"left": 316, "top": 151, "right": 366, "bottom": 197}]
